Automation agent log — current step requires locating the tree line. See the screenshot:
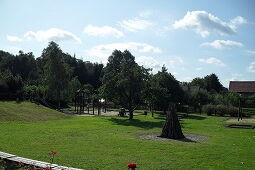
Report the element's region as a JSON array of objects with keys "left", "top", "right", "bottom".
[
  {"left": 1, "top": 41, "right": 250, "bottom": 119},
  {"left": 0, "top": 42, "right": 103, "bottom": 106}
]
